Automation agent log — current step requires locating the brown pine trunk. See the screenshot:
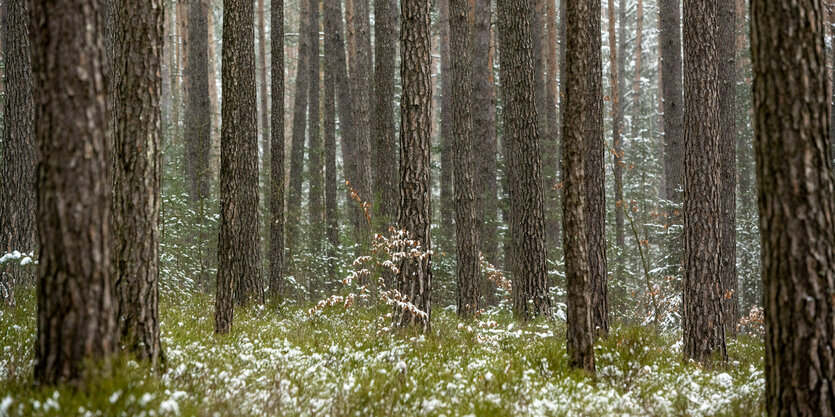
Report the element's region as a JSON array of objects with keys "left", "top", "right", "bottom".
[
  {"left": 269, "top": 0, "right": 286, "bottom": 297},
  {"left": 531, "top": 0, "right": 546, "bottom": 138},
  {"left": 257, "top": 0, "right": 270, "bottom": 161},
  {"left": 543, "top": 0, "right": 561, "bottom": 254},
  {"left": 609, "top": 0, "right": 625, "bottom": 284},
  {"left": 0, "top": 0, "right": 36, "bottom": 307},
  {"left": 682, "top": 0, "right": 726, "bottom": 363},
  {"left": 324, "top": 0, "right": 341, "bottom": 285},
  {"left": 308, "top": 0, "right": 324, "bottom": 270},
  {"left": 584, "top": 0, "right": 608, "bottom": 337},
  {"left": 113, "top": 0, "right": 164, "bottom": 369},
  {"left": 451, "top": 0, "right": 480, "bottom": 317},
  {"left": 31, "top": 0, "right": 117, "bottom": 384},
  {"left": 439, "top": 0, "right": 454, "bottom": 245},
  {"left": 287, "top": 0, "right": 310, "bottom": 272},
  {"left": 397, "top": 0, "right": 433, "bottom": 330},
  {"left": 563, "top": 0, "right": 595, "bottom": 373},
  {"left": 373, "top": 0, "right": 398, "bottom": 231},
  {"left": 717, "top": 0, "right": 737, "bottom": 337},
  {"left": 349, "top": 0, "right": 374, "bottom": 243},
  {"left": 497, "top": 0, "right": 550, "bottom": 320},
  {"left": 216, "top": 0, "right": 263, "bottom": 334},
  {"left": 332, "top": 0, "right": 356, "bottom": 225},
  {"left": 661, "top": 0, "right": 684, "bottom": 201},
  {"left": 631, "top": 0, "right": 643, "bottom": 139},
  {"left": 752, "top": 1, "right": 835, "bottom": 414}
]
